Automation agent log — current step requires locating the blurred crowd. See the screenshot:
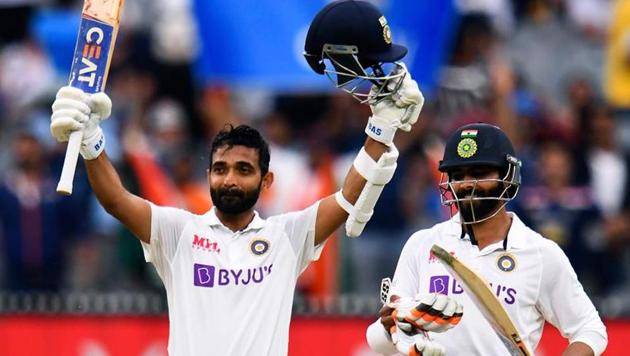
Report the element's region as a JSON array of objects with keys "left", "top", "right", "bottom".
[{"left": 1, "top": 0, "right": 630, "bottom": 316}]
